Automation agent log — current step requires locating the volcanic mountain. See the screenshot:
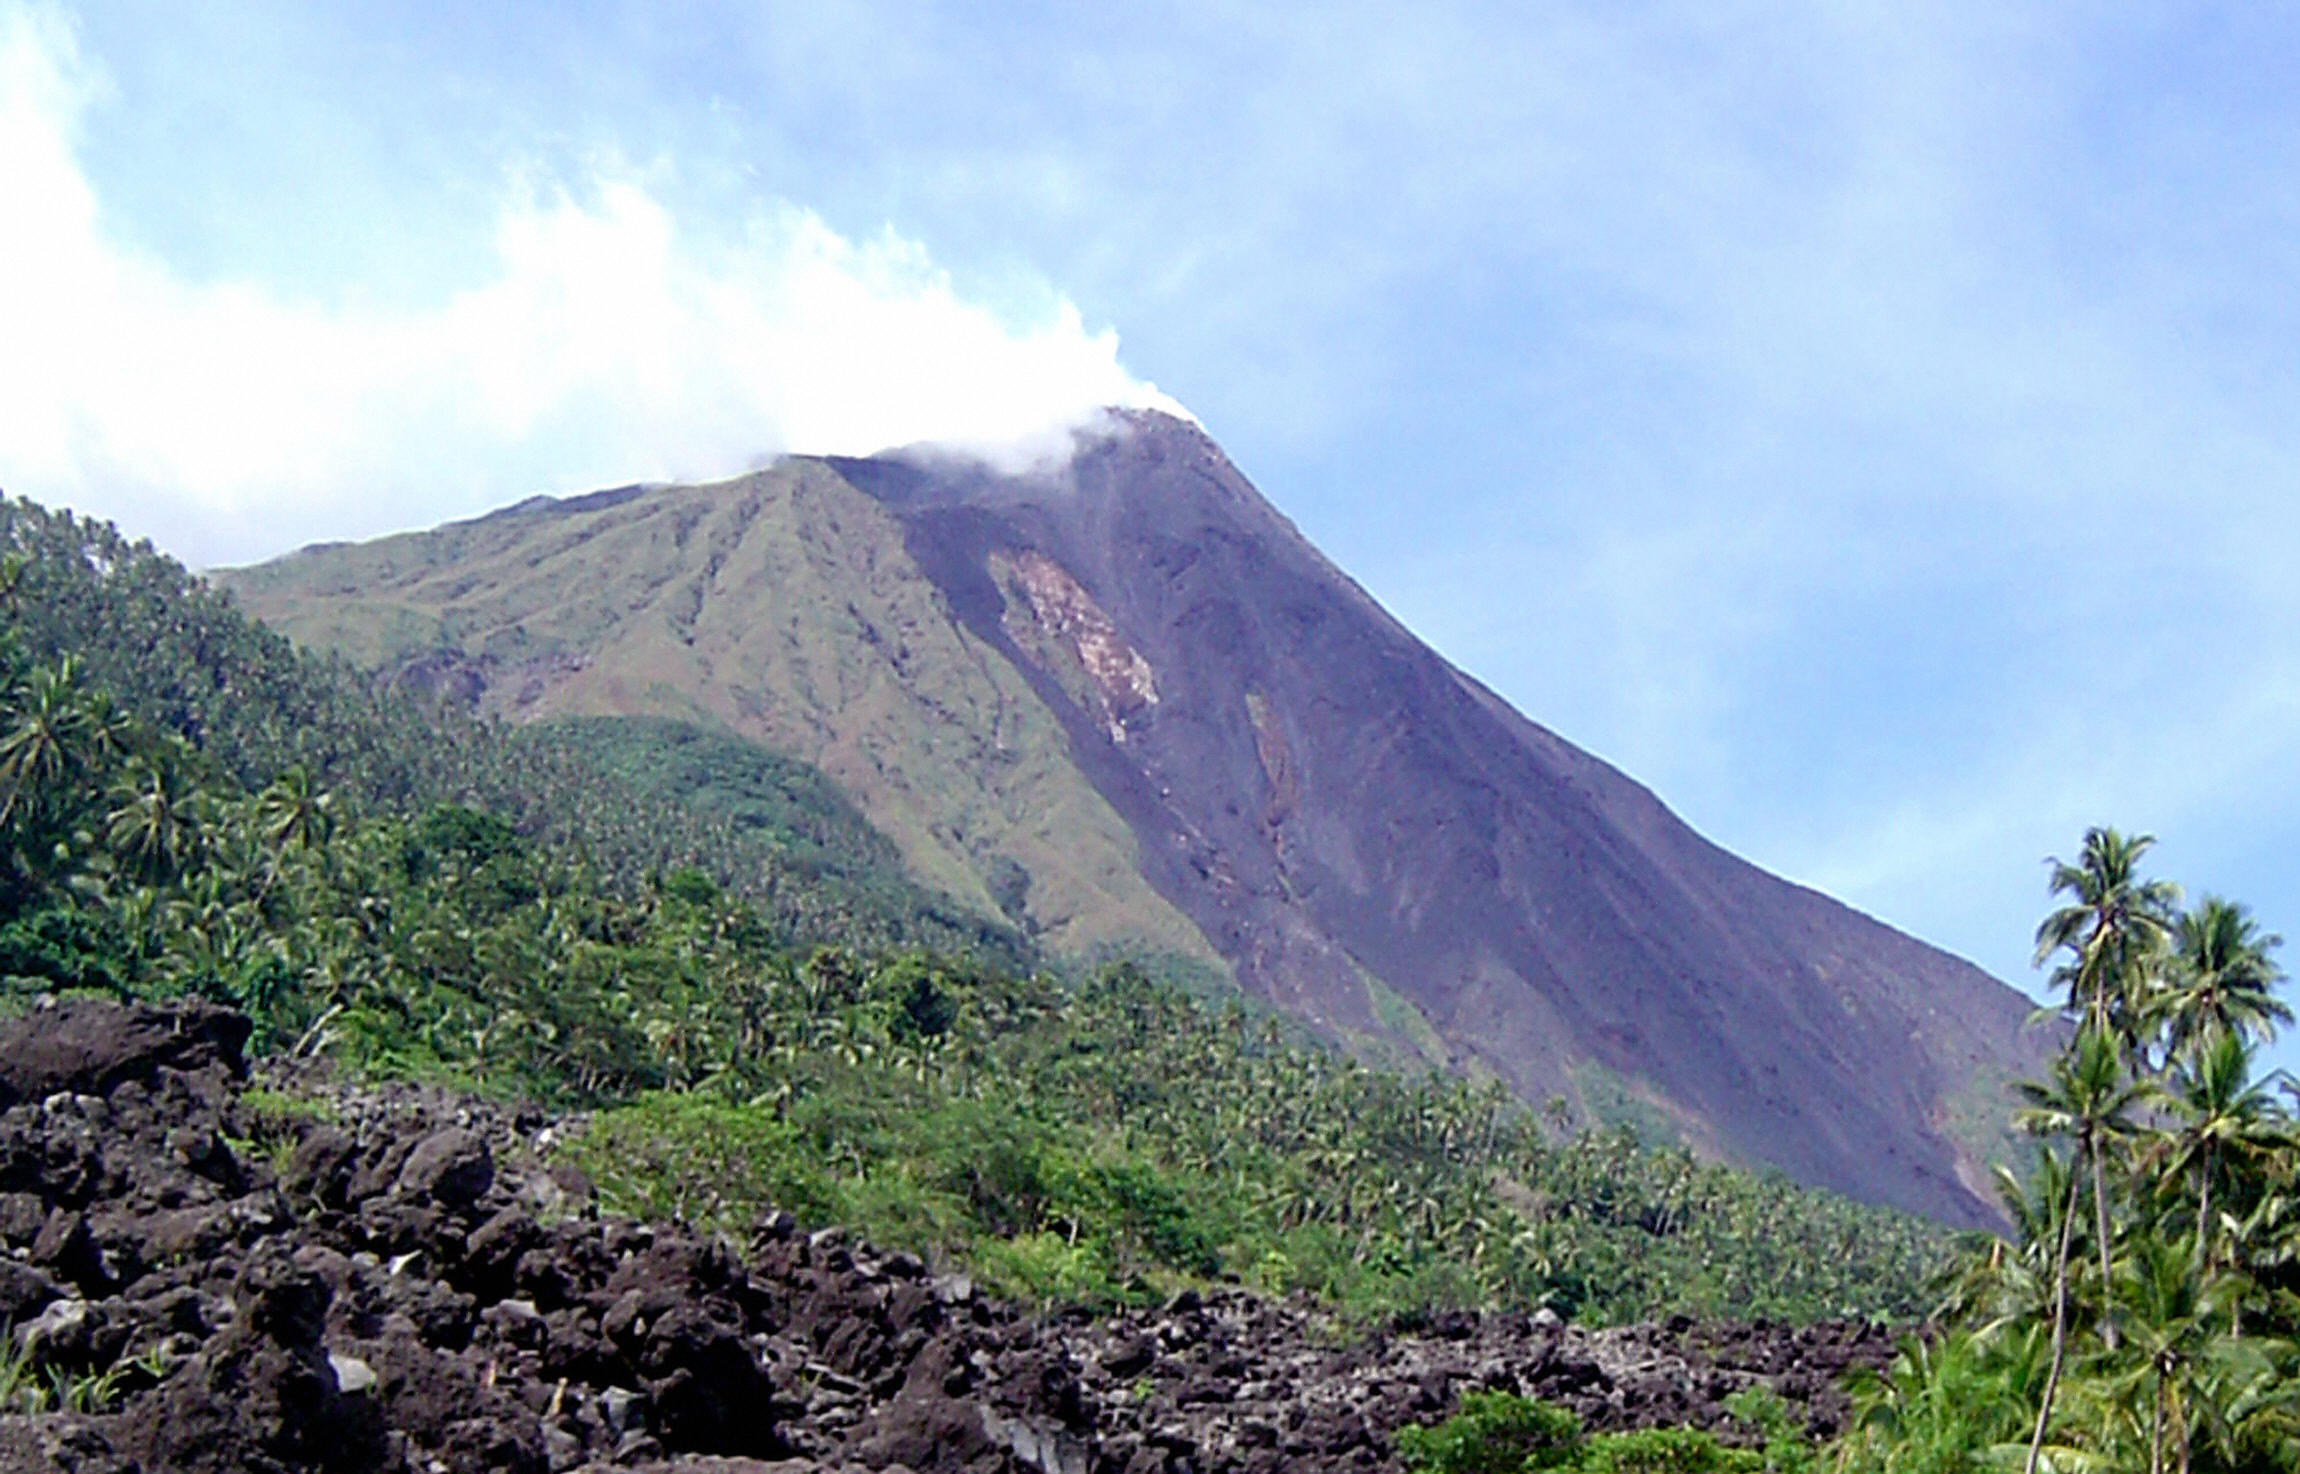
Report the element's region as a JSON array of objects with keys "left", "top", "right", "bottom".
[{"left": 222, "top": 410, "right": 2043, "bottom": 1227}]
